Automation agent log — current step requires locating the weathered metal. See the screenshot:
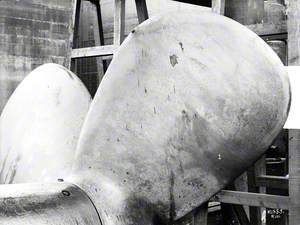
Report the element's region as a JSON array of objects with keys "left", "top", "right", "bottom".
[
  {"left": 0, "top": 182, "right": 101, "bottom": 225},
  {"left": 0, "top": 10, "right": 290, "bottom": 225},
  {"left": 0, "top": 63, "right": 91, "bottom": 184},
  {"left": 68, "top": 11, "right": 290, "bottom": 225}
]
